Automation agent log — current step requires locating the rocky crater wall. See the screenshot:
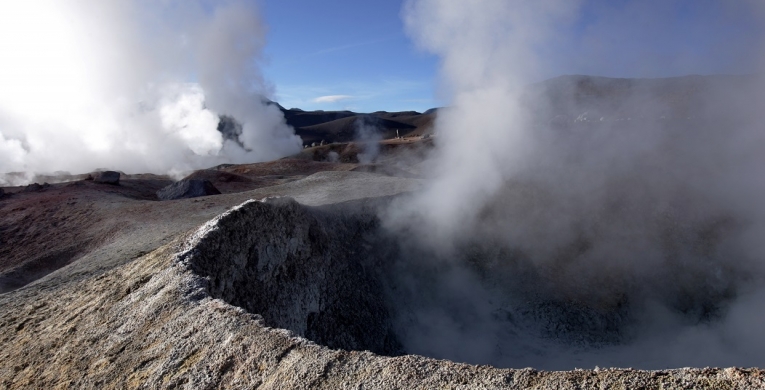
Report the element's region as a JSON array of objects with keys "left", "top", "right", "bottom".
[
  {"left": 180, "top": 197, "right": 402, "bottom": 355},
  {"left": 174, "top": 196, "right": 647, "bottom": 369}
]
